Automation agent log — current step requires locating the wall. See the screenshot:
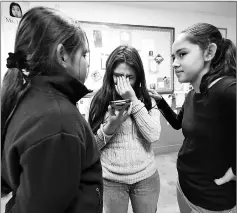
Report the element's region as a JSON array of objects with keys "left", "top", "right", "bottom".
[
  {"left": 2, "top": 2, "right": 236, "bottom": 154},
  {"left": 28, "top": 2, "right": 236, "bottom": 43},
  {"left": 51, "top": 2, "right": 235, "bottom": 154}
]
